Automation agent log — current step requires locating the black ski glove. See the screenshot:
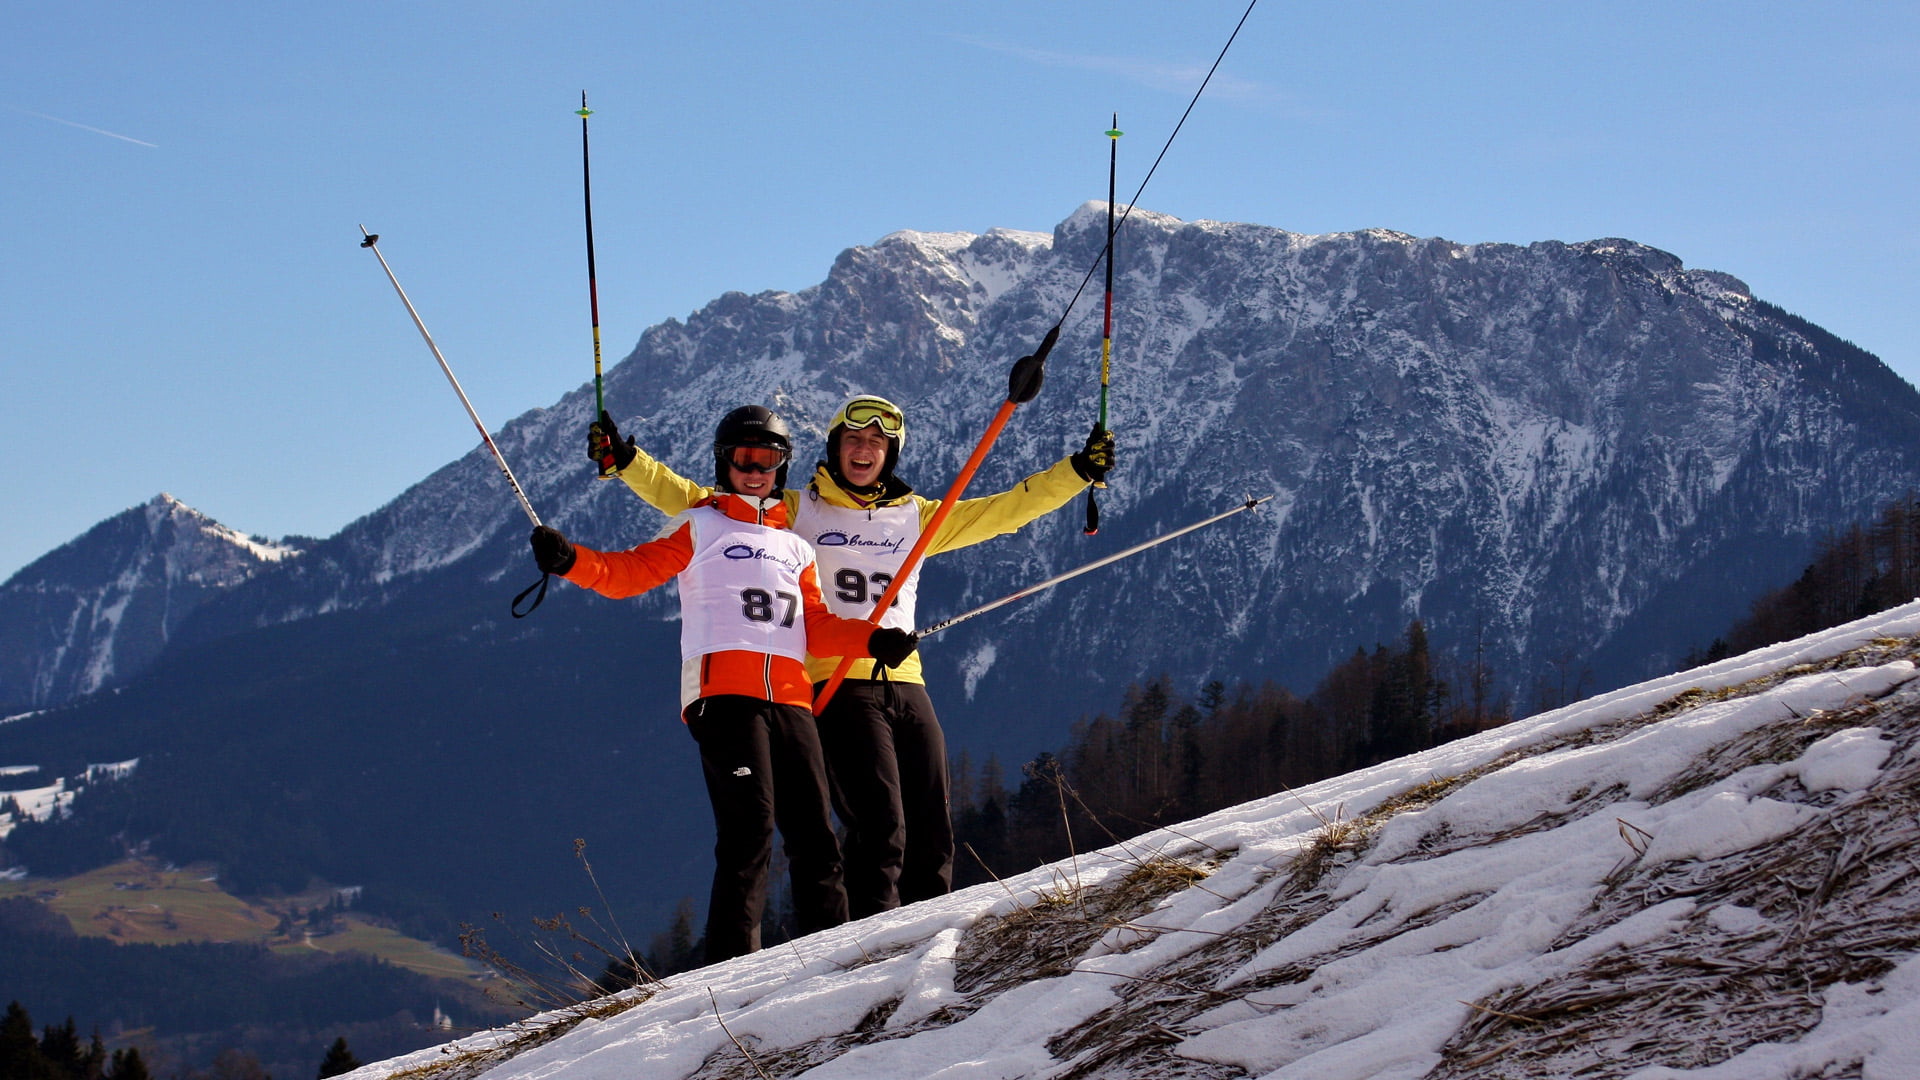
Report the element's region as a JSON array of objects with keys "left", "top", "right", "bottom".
[
  {"left": 529, "top": 525, "right": 577, "bottom": 576},
  {"left": 868, "top": 627, "right": 920, "bottom": 669},
  {"left": 1071, "top": 425, "right": 1117, "bottom": 484},
  {"left": 588, "top": 410, "right": 638, "bottom": 474}
]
